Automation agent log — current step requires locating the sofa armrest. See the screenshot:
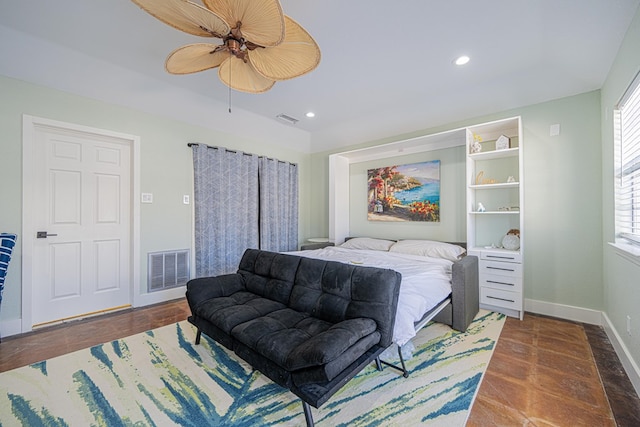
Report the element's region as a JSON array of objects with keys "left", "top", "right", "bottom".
[
  {"left": 185, "top": 274, "right": 245, "bottom": 312},
  {"left": 451, "top": 255, "right": 479, "bottom": 332}
]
